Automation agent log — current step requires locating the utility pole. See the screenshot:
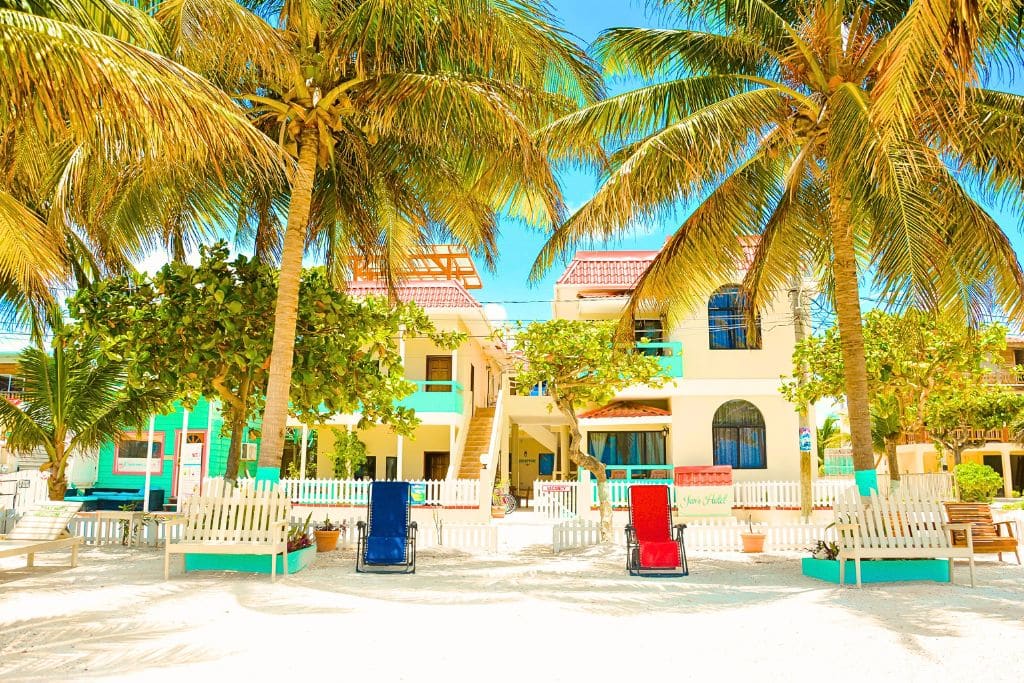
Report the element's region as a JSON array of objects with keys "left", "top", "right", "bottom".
[{"left": 790, "top": 274, "right": 814, "bottom": 520}]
